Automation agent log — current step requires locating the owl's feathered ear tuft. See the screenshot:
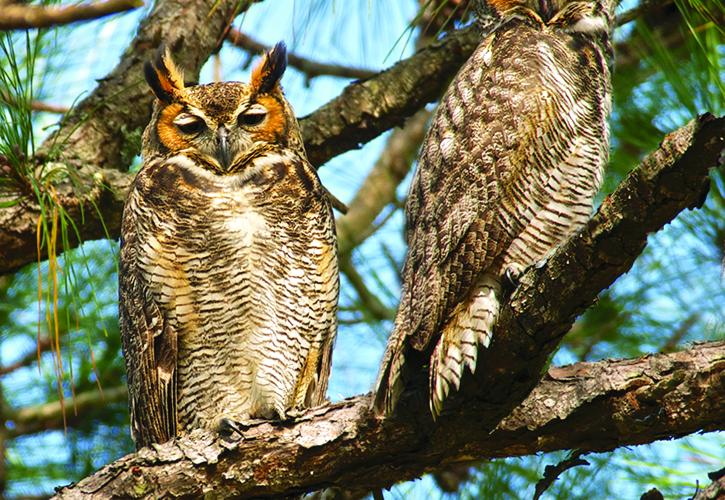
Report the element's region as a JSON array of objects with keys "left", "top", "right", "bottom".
[
  {"left": 250, "top": 42, "right": 287, "bottom": 95},
  {"left": 144, "top": 45, "right": 185, "bottom": 103}
]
